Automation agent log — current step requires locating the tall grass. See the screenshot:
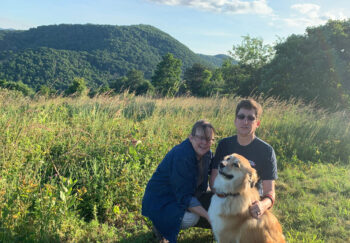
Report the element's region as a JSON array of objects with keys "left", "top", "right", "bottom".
[{"left": 0, "top": 89, "right": 349, "bottom": 242}]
